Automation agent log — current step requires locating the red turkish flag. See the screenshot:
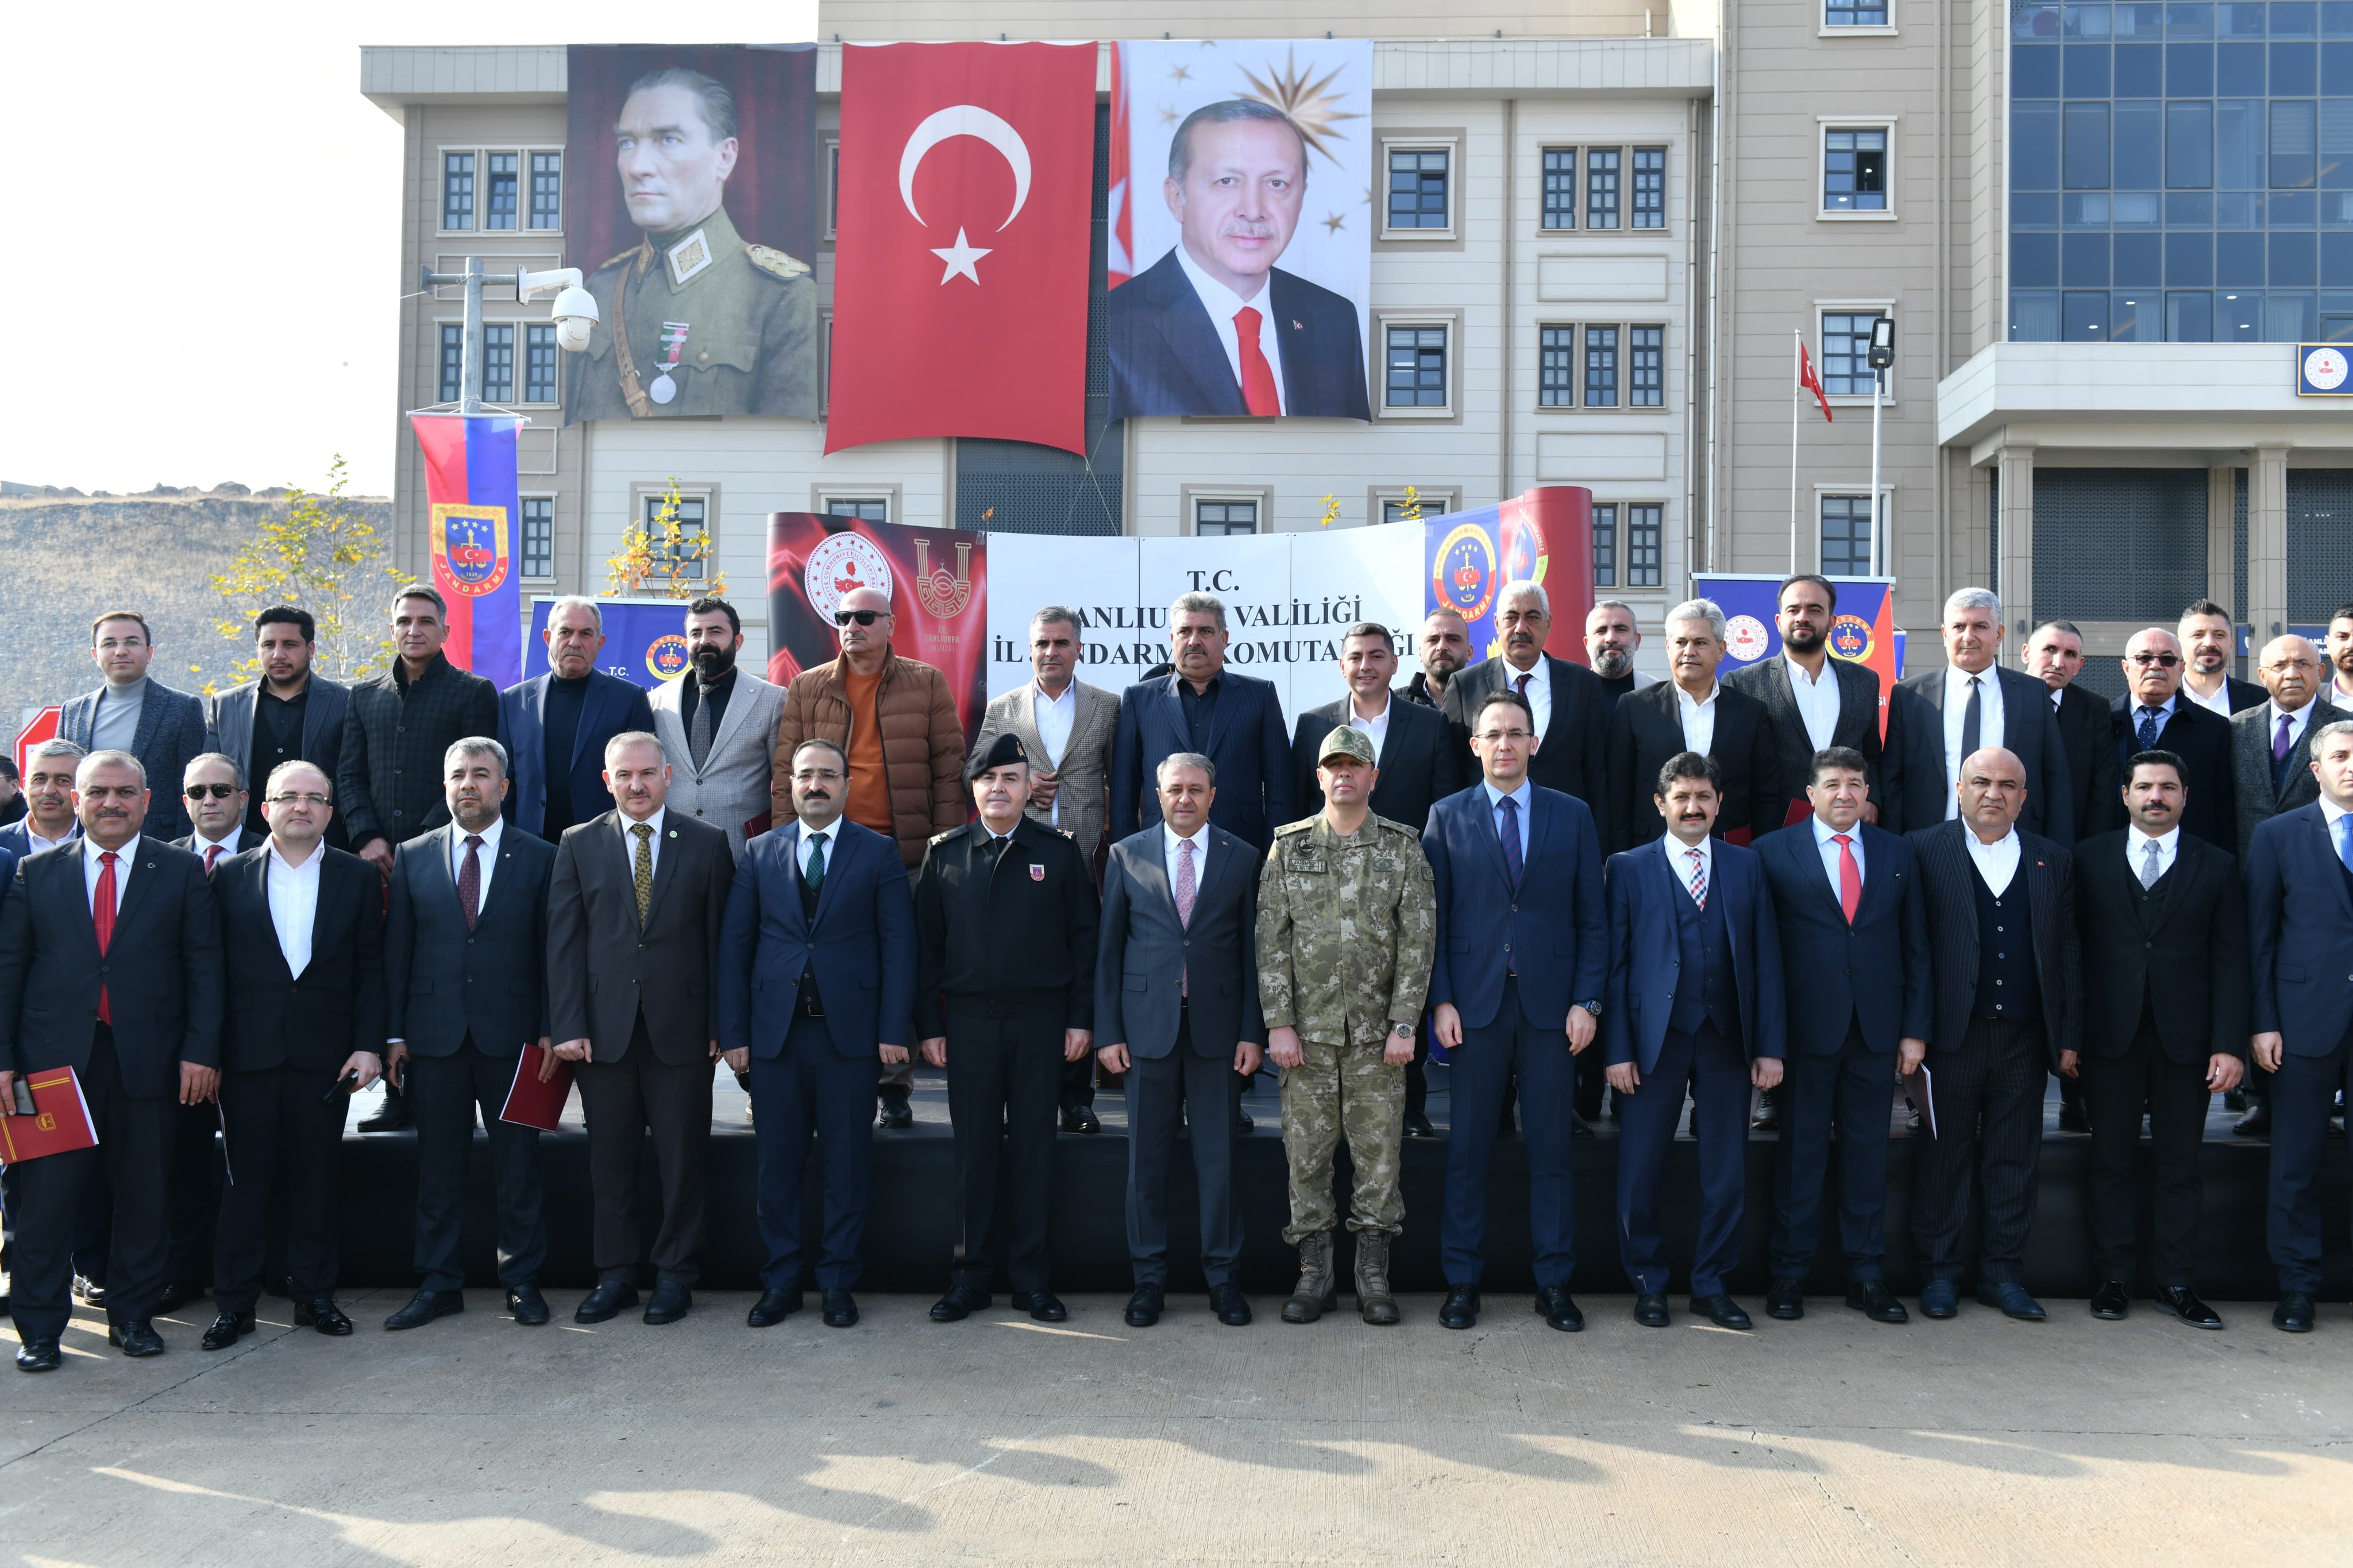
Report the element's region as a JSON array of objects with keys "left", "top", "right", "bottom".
[{"left": 826, "top": 41, "right": 1096, "bottom": 454}]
